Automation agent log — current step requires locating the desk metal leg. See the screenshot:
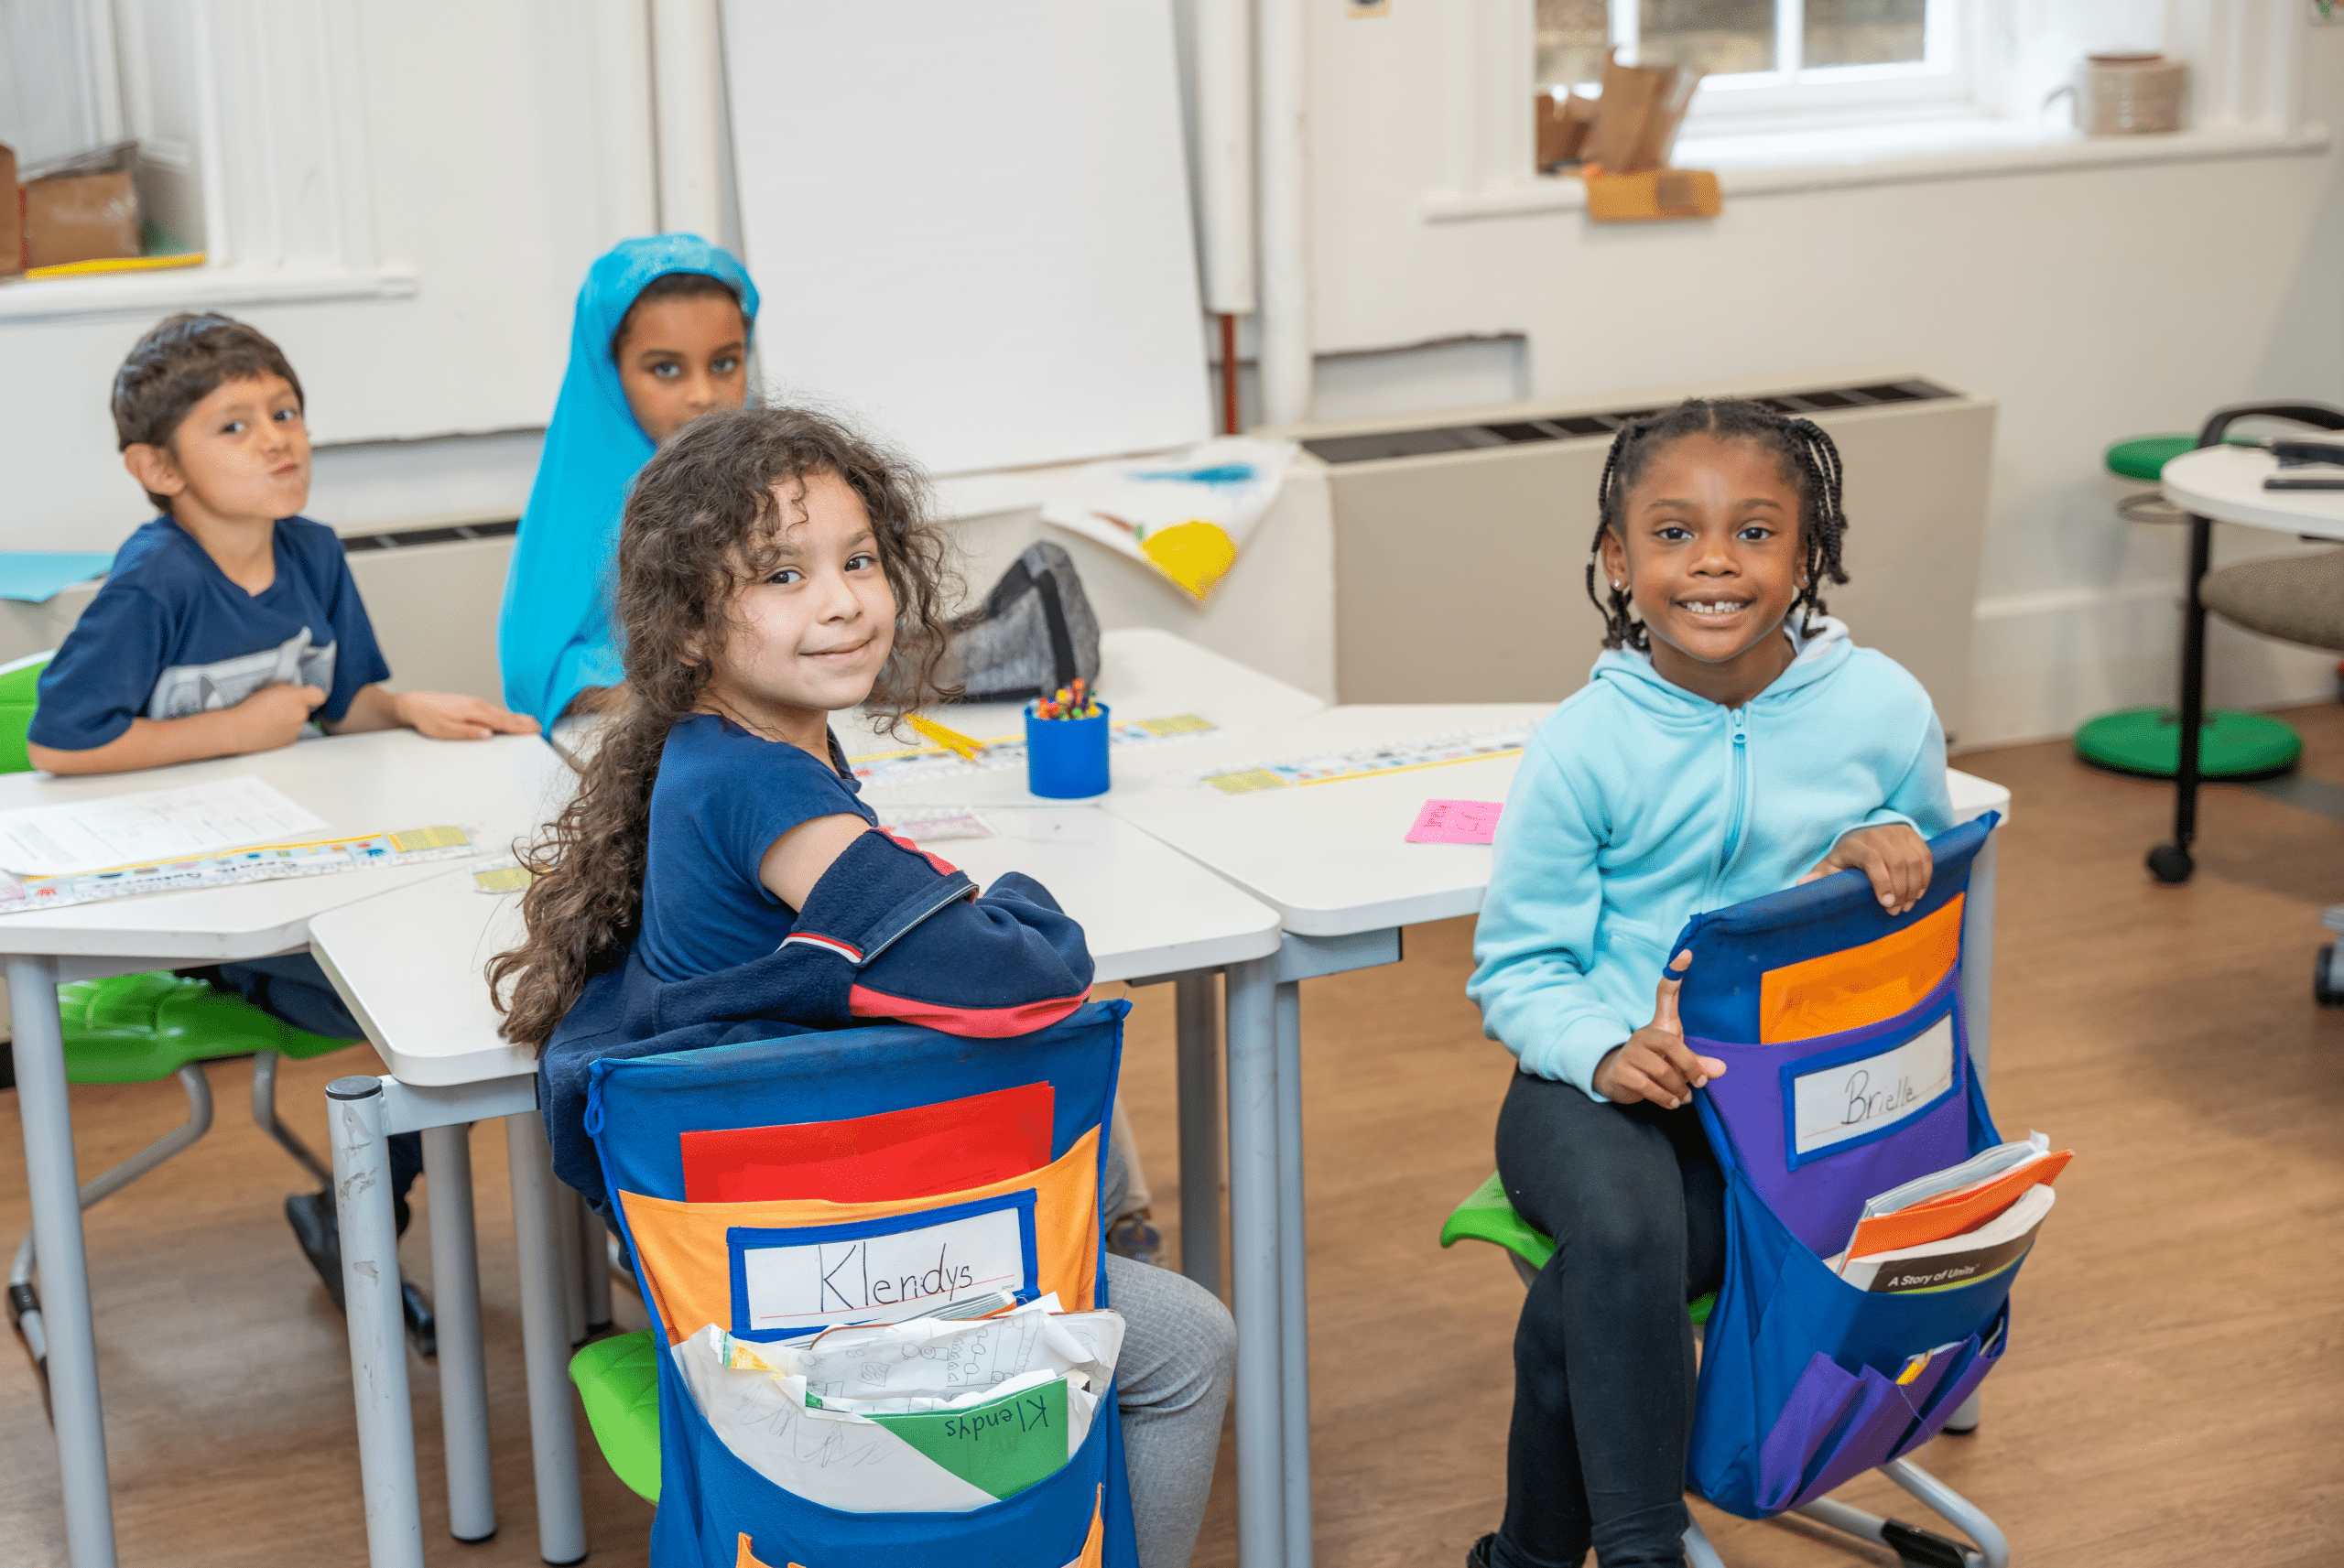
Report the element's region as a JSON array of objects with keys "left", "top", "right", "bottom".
[
  {"left": 1174, "top": 971, "right": 1223, "bottom": 1297},
  {"left": 2152, "top": 512, "right": 2214, "bottom": 883},
  {"left": 1223, "top": 955, "right": 1285, "bottom": 1568},
  {"left": 1960, "top": 831, "right": 1999, "bottom": 1091},
  {"left": 553, "top": 1184, "right": 587, "bottom": 1347},
  {"left": 580, "top": 1195, "right": 613, "bottom": 1335},
  {"left": 506, "top": 1113, "right": 587, "bottom": 1565},
  {"left": 328, "top": 1076, "right": 425, "bottom": 1568},
  {"left": 1273, "top": 979, "right": 1313, "bottom": 1568},
  {"left": 9, "top": 955, "right": 115, "bottom": 1568},
  {"left": 1951, "top": 827, "right": 2000, "bottom": 1439},
  {"left": 421, "top": 1123, "right": 495, "bottom": 1543}
]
